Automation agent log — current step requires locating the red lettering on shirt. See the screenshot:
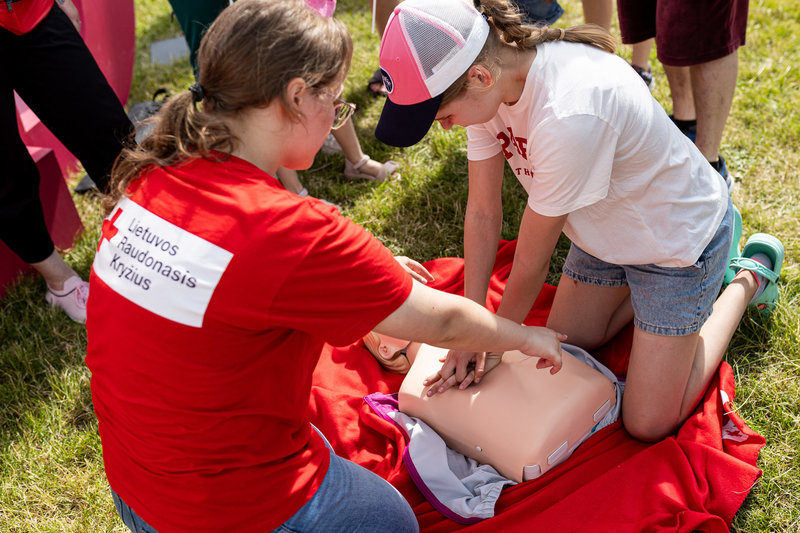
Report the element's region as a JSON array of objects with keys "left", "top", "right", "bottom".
[{"left": 496, "top": 128, "right": 528, "bottom": 160}]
